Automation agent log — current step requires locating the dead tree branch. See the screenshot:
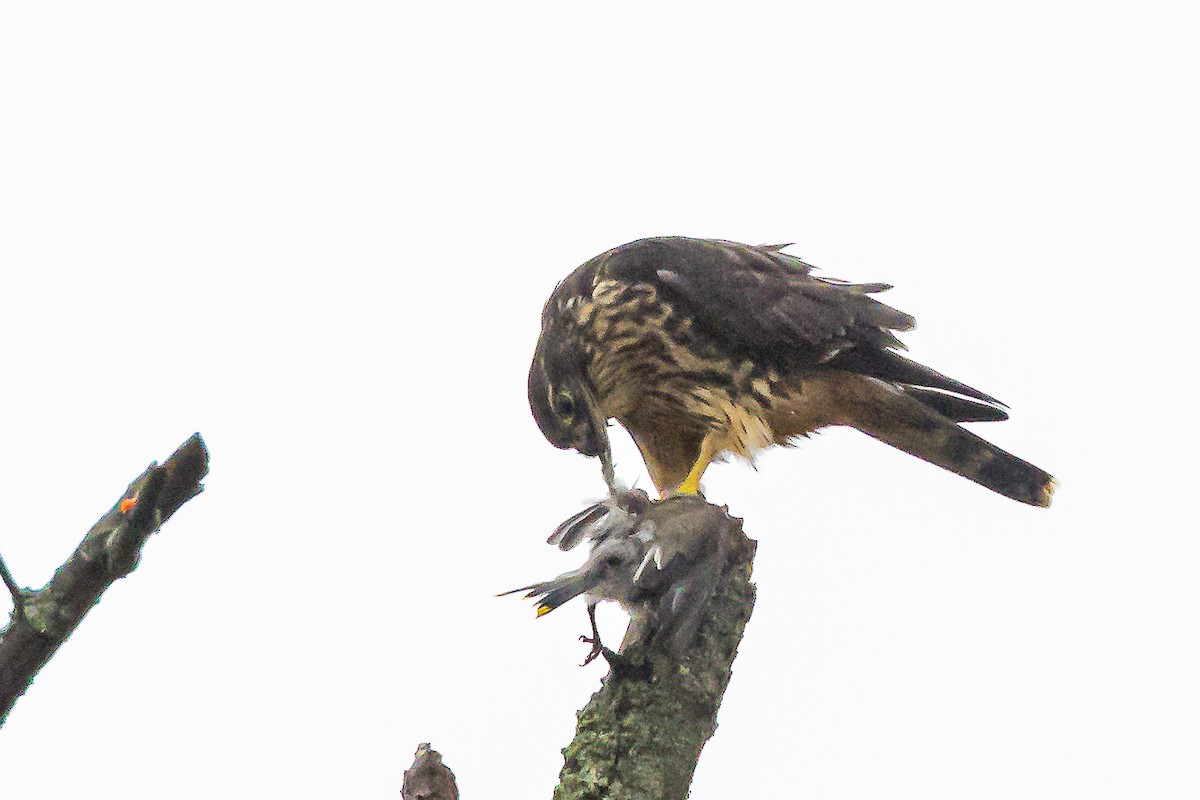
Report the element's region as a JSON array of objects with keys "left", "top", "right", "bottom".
[
  {"left": 0, "top": 553, "right": 21, "bottom": 610},
  {"left": 403, "top": 743, "right": 460, "bottom": 800},
  {"left": 0, "top": 433, "right": 209, "bottom": 725},
  {"left": 553, "top": 501, "right": 756, "bottom": 800}
]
